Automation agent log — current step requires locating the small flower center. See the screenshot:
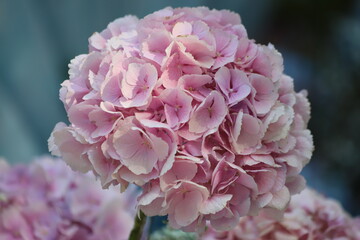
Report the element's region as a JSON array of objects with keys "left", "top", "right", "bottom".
[{"left": 142, "top": 140, "right": 152, "bottom": 149}]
